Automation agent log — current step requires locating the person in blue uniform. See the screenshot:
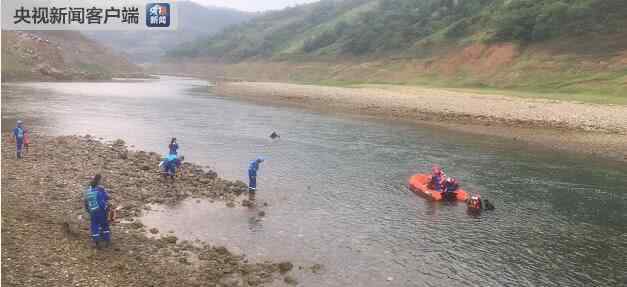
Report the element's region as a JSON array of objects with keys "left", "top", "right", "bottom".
[
  {"left": 248, "top": 157, "right": 264, "bottom": 201},
  {"left": 430, "top": 165, "right": 446, "bottom": 192},
  {"left": 161, "top": 154, "right": 184, "bottom": 180},
  {"left": 12, "top": 120, "right": 25, "bottom": 159},
  {"left": 84, "top": 174, "right": 111, "bottom": 248},
  {"left": 443, "top": 177, "right": 459, "bottom": 193},
  {"left": 442, "top": 177, "right": 459, "bottom": 200},
  {"left": 168, "top": 137, "right": 179, "bottom": 155}
]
